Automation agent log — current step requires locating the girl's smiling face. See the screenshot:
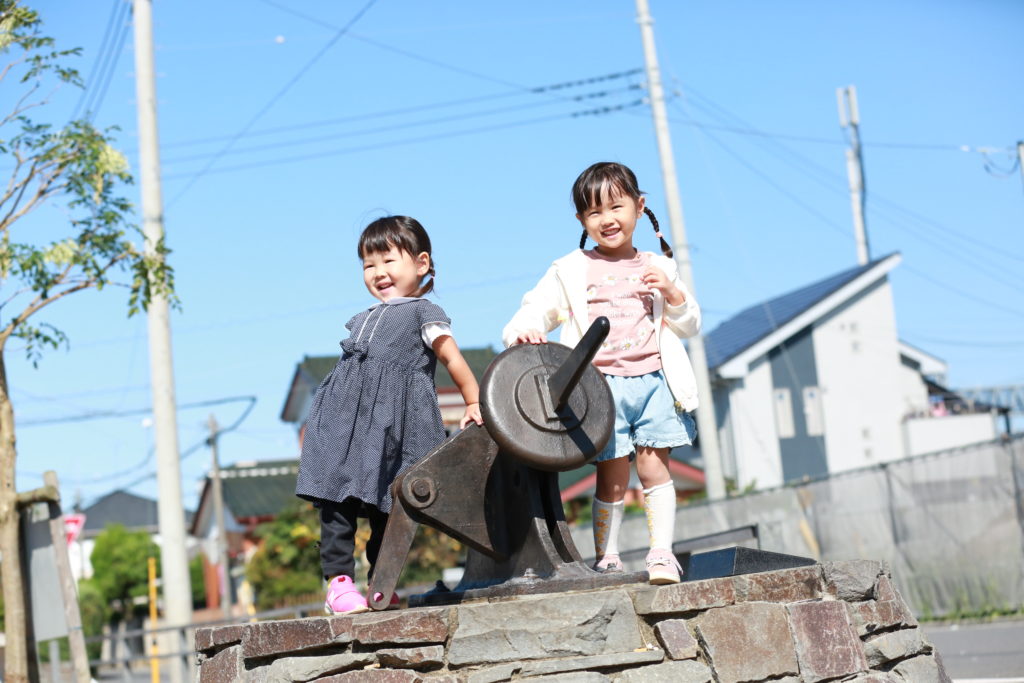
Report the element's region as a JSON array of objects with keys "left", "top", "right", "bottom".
[
  {"left": 577, "top": 186, "right": 645, "bottom": 259},
  {"left": 362, "top": 243, "right": 430, "bottom": 302}
]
